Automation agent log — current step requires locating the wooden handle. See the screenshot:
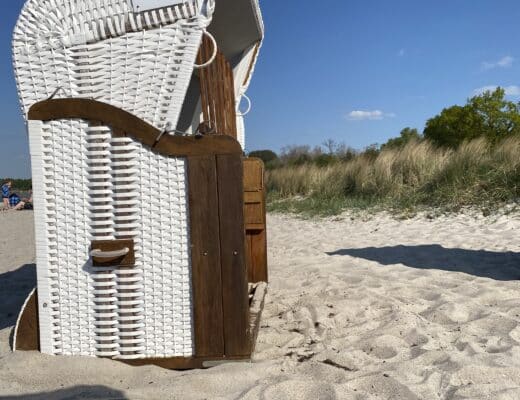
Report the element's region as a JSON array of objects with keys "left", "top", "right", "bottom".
[{"left": 90, "top": 247, "right": 129, "bottom": 259}]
